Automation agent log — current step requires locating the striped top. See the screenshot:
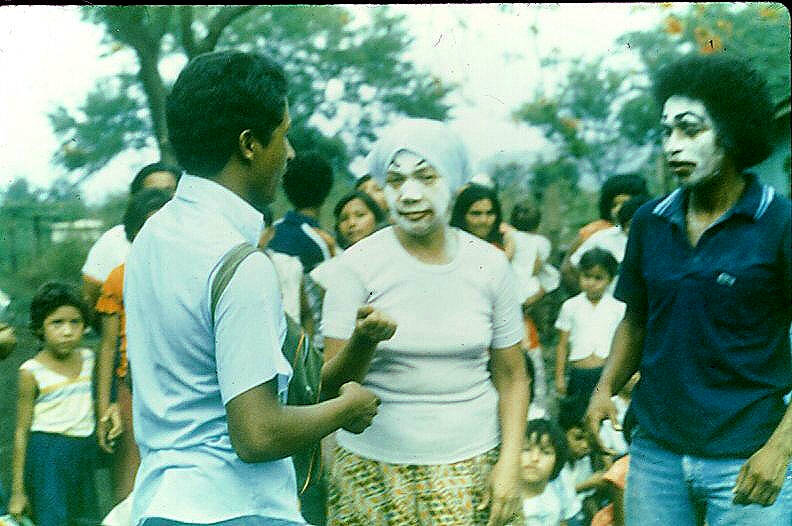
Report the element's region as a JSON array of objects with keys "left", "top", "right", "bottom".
[{"left": 20, "top": 348, "right": 95, "bottom": 437}]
